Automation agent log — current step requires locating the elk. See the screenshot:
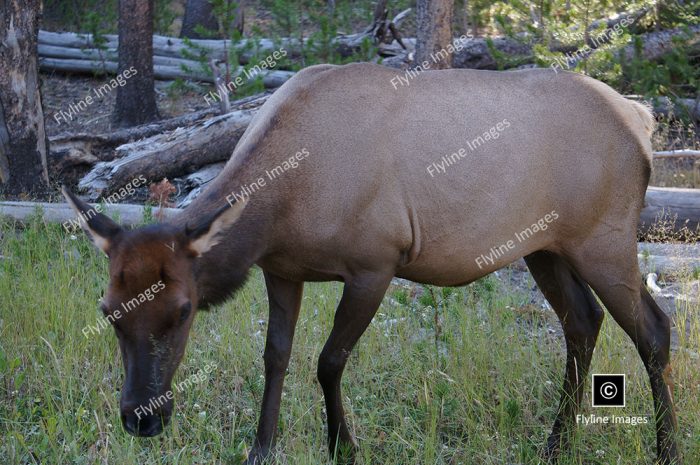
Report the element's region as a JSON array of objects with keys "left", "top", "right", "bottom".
[{"left": 64, "top": 63, "right": 679, "bottom": 464}]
